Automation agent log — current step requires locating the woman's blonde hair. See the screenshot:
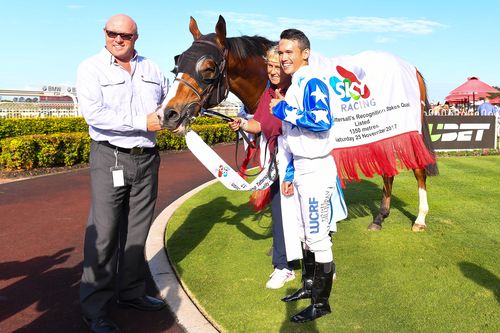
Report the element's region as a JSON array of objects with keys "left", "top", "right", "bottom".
[{"left": 265, "top": 45, "right": 279, "bottom": 63}]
